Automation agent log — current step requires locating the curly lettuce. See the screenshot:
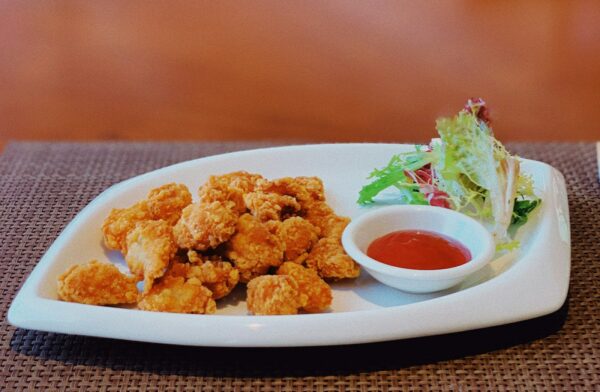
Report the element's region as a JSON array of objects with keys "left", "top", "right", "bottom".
[{"left": 357, "top": 98, "right": 541, "bottom": 243}]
